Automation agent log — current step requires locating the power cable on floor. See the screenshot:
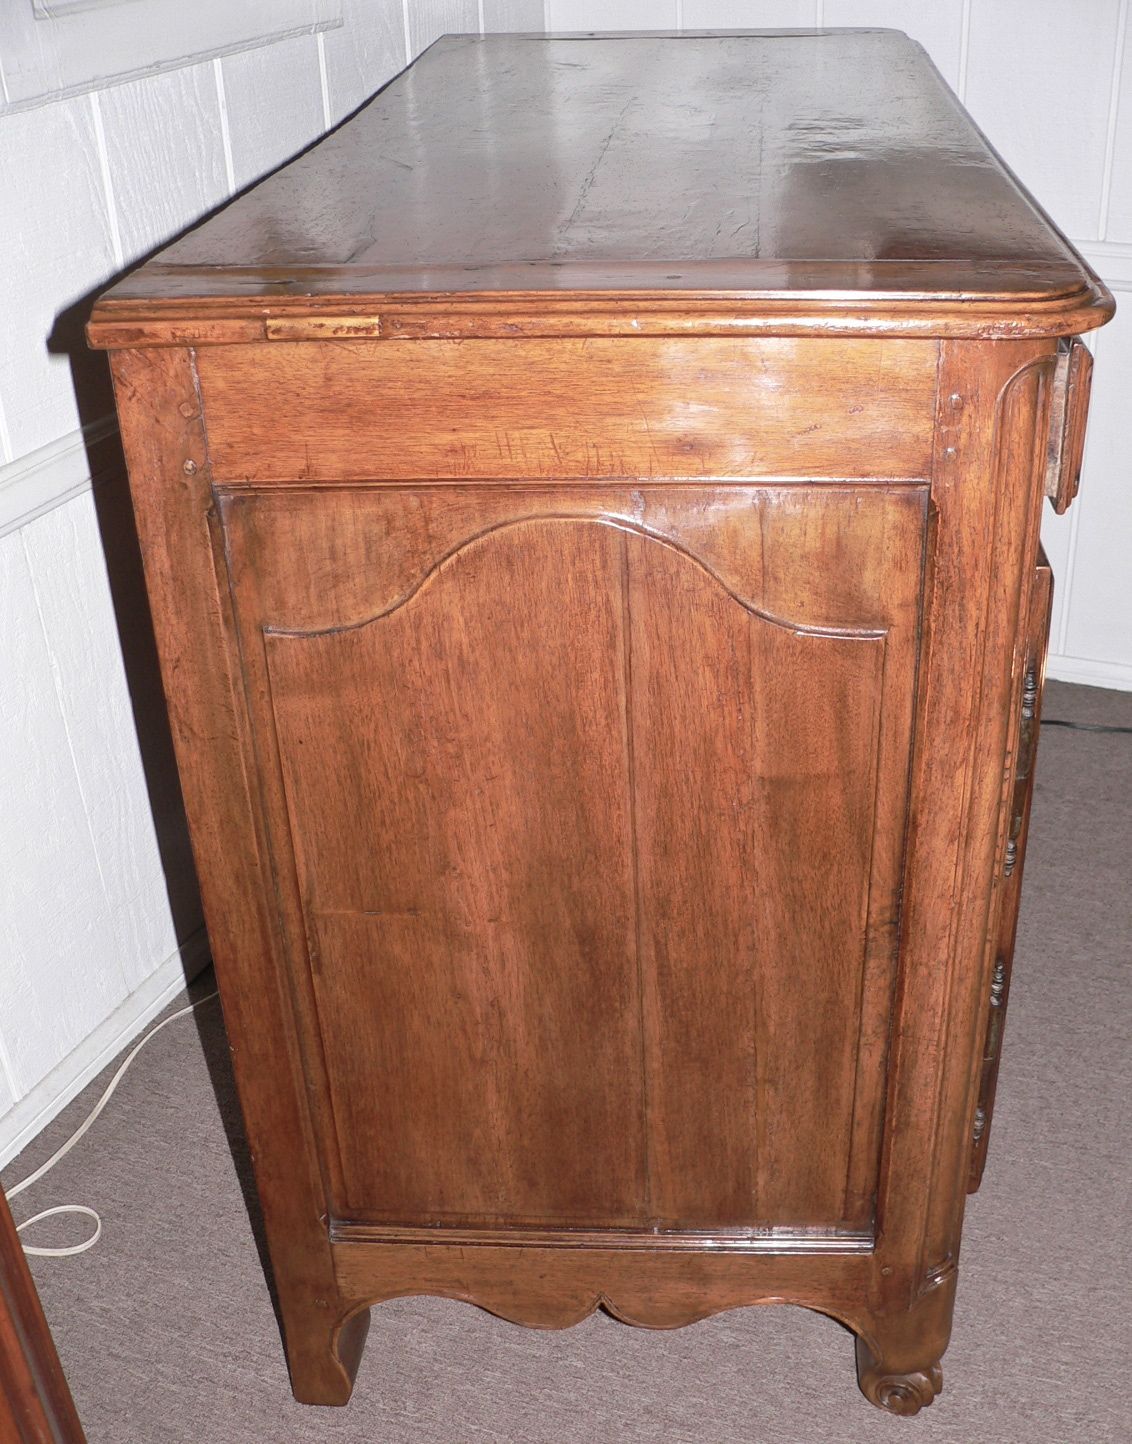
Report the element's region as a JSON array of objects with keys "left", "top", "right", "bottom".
[
  {"left": 1042, "top": 718, "right": 1132, "bottom": 734},
  {"left": 4, "top": 990, "right": 219, "bottom": 1258}
]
